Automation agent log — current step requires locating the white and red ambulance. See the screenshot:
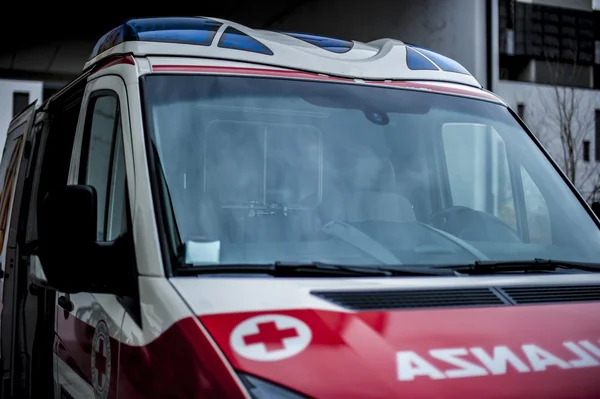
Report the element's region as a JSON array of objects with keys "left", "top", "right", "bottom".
[{"left": 1, "top": 16, "right": 600, "bottom": 399}]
